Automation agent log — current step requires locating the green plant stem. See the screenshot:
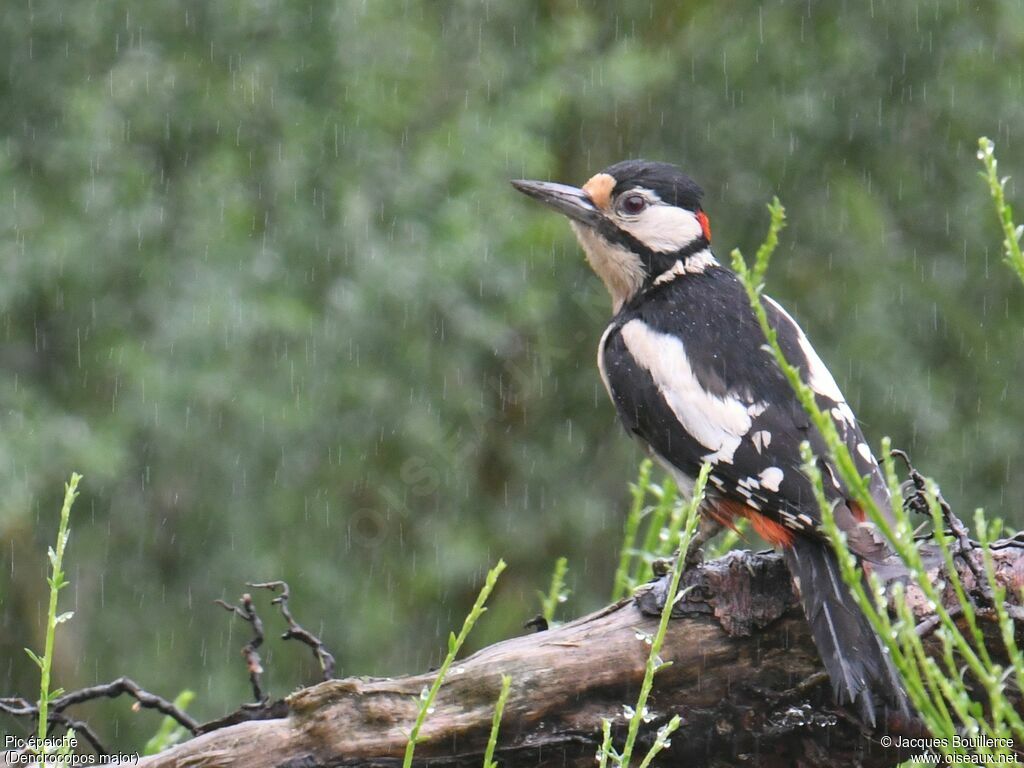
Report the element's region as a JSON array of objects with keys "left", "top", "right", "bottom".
[
  {"left": 597, "top": 719, "right": 613, "bottom": 768},
  {"left": 976, "top": 509, "right": 1024, "bottom": 695},
  {"left": 35, "top": 472, "right": 82, "bottom": 743},
  {"left": 636, "top": 715, "right": 682, "bottom": 768},
  {"left": 403, "top": 559, "right": 506, "bottom": 768},
  {"left": 617, "top": 463, "right": 709, "bottom": 768},
  {"left": 977, "top": 137, "right": 1024, "bottom": 286},
  {"left": 626, "top": 477, "right": 679, "bottom": 592},
  {"left": 482, "top": 674, "right": 512, "bottom": 768},
  {"left": 734, "top": 196, "right": 1023, "bottom": 759},
  {"left": 539, "top": 557, "right": 569, "bottom": 624},
  {"left": 613, "top": 459, "right": 652, "bottom": 601}
]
